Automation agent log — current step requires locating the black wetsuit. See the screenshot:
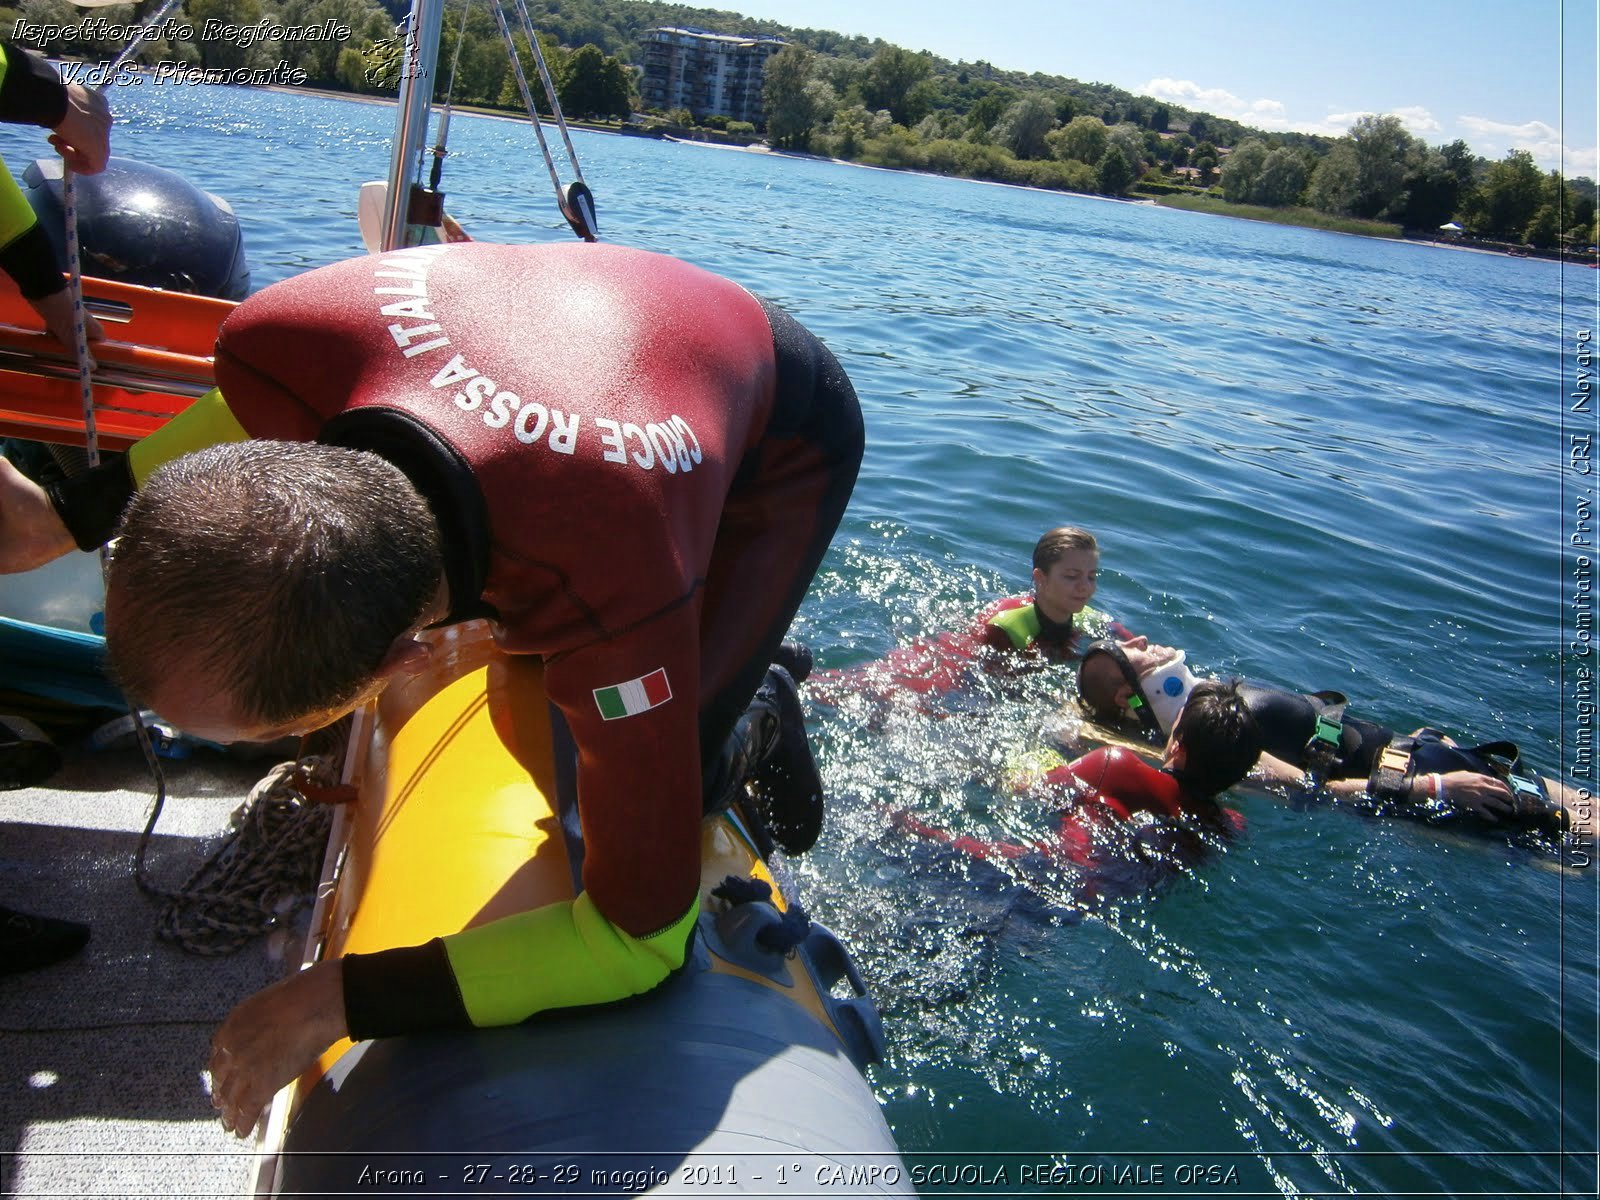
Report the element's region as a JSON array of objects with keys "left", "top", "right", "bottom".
[
  {"left": 1239, "top": 684, "right": 1392, "bottom": 780},
  {"left": 1237, "top": 683, "right": 1564, "bottom": 836}
]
